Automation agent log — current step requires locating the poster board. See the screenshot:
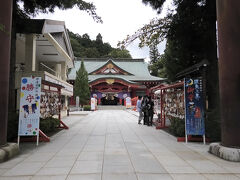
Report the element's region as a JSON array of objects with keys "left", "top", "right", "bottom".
[
  {"left": 126, "top": 97, "right": 132, "bottom": 109},
  {"left": 18, "top": 77, "right": 41, "bottom": 145},
  {"left": 91, "top": 97, "right": 96, "bottom": 110},
  {"left": 184, "top": 78, "right": 205, "bottom": 144}
]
